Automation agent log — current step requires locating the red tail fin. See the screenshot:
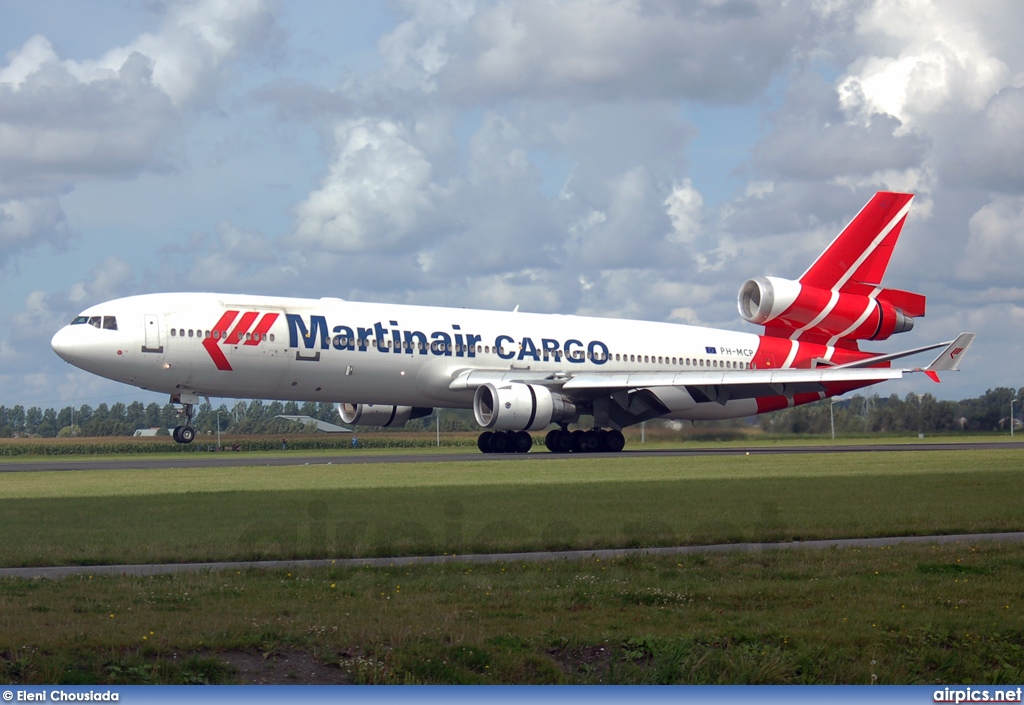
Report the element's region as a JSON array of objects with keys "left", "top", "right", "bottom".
[
  {"left": 738, "top": 191, "right": 926, "bottom": 348},
  {"left": 800, "top": 191, "right": 914, "bottom": 294}
]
